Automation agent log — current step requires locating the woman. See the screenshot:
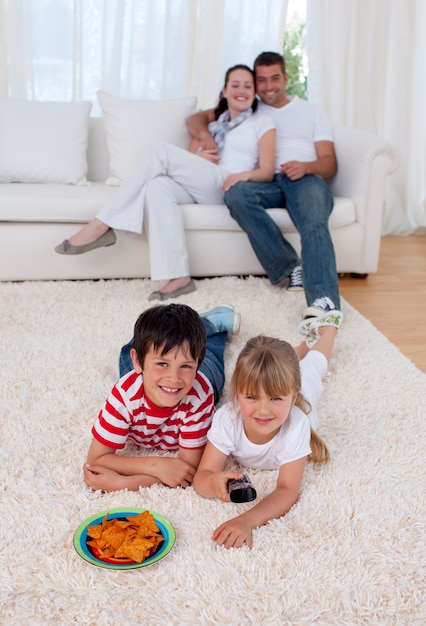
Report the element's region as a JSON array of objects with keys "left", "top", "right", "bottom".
[{"left": 55, "top": 65, "right": 276, "bottom": 300}]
